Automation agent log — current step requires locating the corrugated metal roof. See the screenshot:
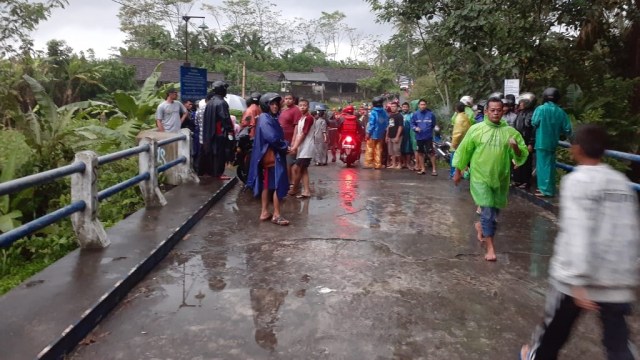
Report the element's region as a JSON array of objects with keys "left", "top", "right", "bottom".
[
  {"left": 282, "top": 72, "right": 329, "bottom": 82},
  {"left": 120, "top": 57, "right": 225, "bottom": 83}
]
